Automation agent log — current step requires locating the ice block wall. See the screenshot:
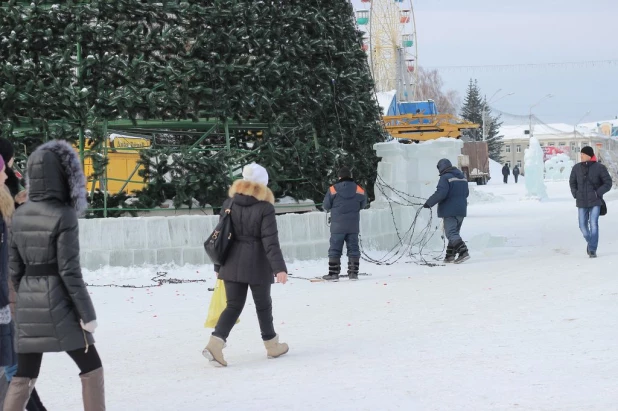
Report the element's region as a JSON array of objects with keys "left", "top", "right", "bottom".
[{"left": 78, "top": 138, "right": 464, "bottom": 269}]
